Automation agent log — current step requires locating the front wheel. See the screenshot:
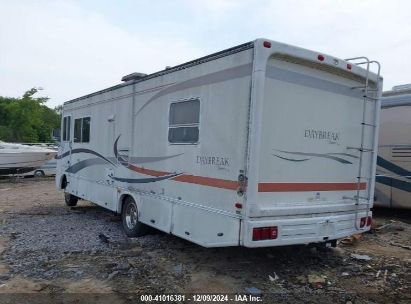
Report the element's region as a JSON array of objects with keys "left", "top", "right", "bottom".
[
  {"left": 122, "top": 197, "right": 148, "bottom": 237},
  {"left": 64, "top": 192, "right": 78, "bottom": 207}
]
